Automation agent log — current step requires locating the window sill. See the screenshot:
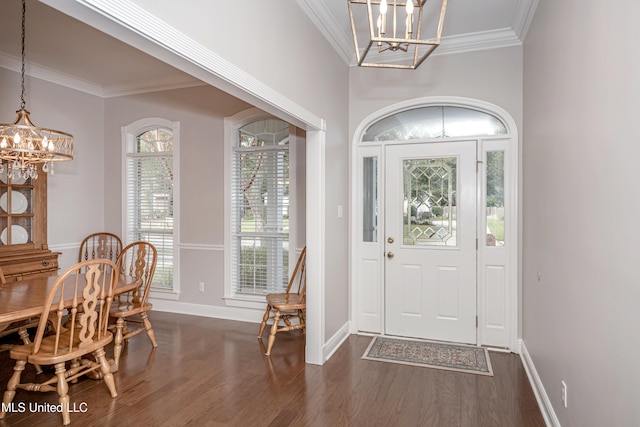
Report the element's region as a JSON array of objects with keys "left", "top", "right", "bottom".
[{"left": 223, "top": 296, "right": 267, "bottom": 310}]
